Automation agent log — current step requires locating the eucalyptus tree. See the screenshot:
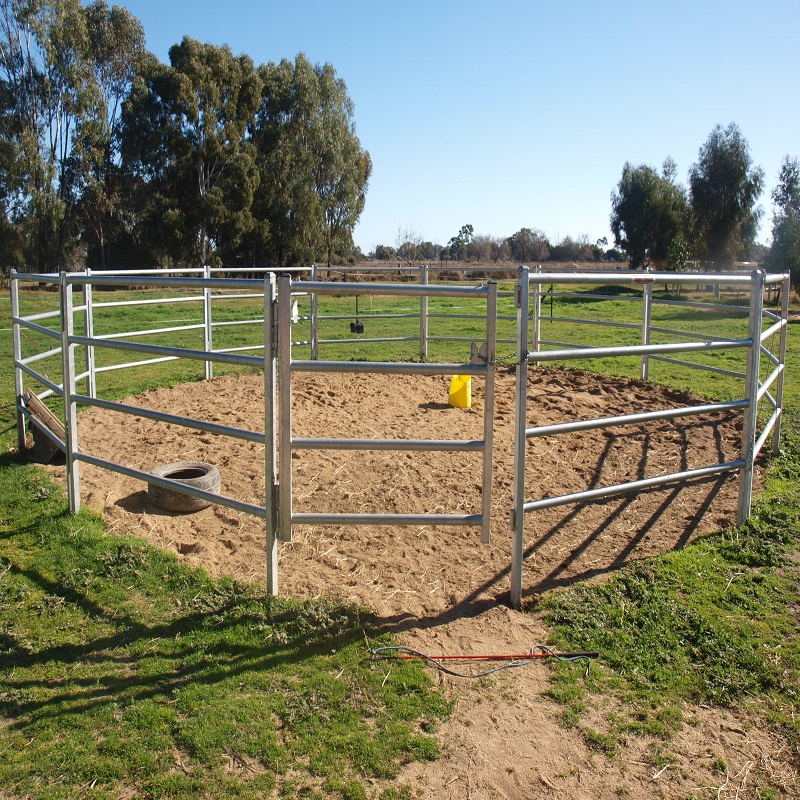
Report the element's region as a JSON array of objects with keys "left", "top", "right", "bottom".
[
  {"left": 122, "top": 37, "right": 262, "bottom": 267},
  {"left": 689, "top": 123, "right": 764, "bottom": 266},
  {"left": 252, "top": 54, "right": 370, "bottom": 267},
  {"left": 610, "top": 159, "right": 689, "bottom": 268},
  {"left": 0, "top": 0, "right": 91, "bottom": 270},
  {"left": 769, "top": 156, "right": 800, "bottom": 286},
  {"left": 72, "top": 1, "right": 145, "bottom": 269}
]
